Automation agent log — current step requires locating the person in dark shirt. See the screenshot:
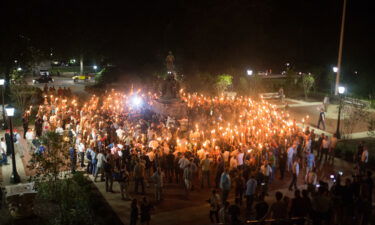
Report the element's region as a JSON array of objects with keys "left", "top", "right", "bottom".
[
  {"left": 166, "top": 150, "right": 175, "bottom": 183},
  {"left": 255, "top": 194, "right": 269, "bottom": 220},
  {"left": 290, "top": 189, "right": 306, "bottom": 225},
  {"left": 278, "top": 148, "right": 287, "bottom": 180}
]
